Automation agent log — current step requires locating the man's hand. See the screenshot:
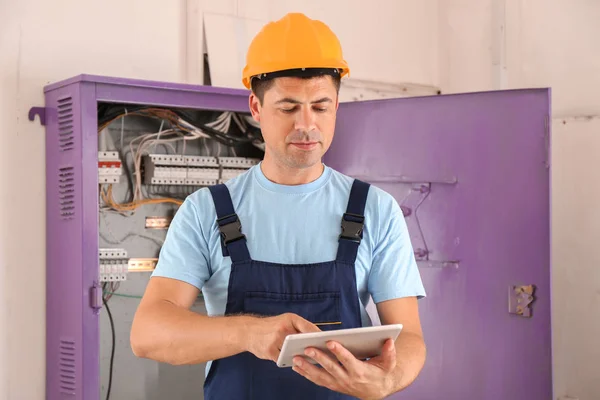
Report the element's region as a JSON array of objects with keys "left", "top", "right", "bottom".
[
  {"left": 292, "top": 338, "right": 397, "bottom": 400},
  {"left": 244, "top": 313, "right": 321, "bottom": 362}
]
